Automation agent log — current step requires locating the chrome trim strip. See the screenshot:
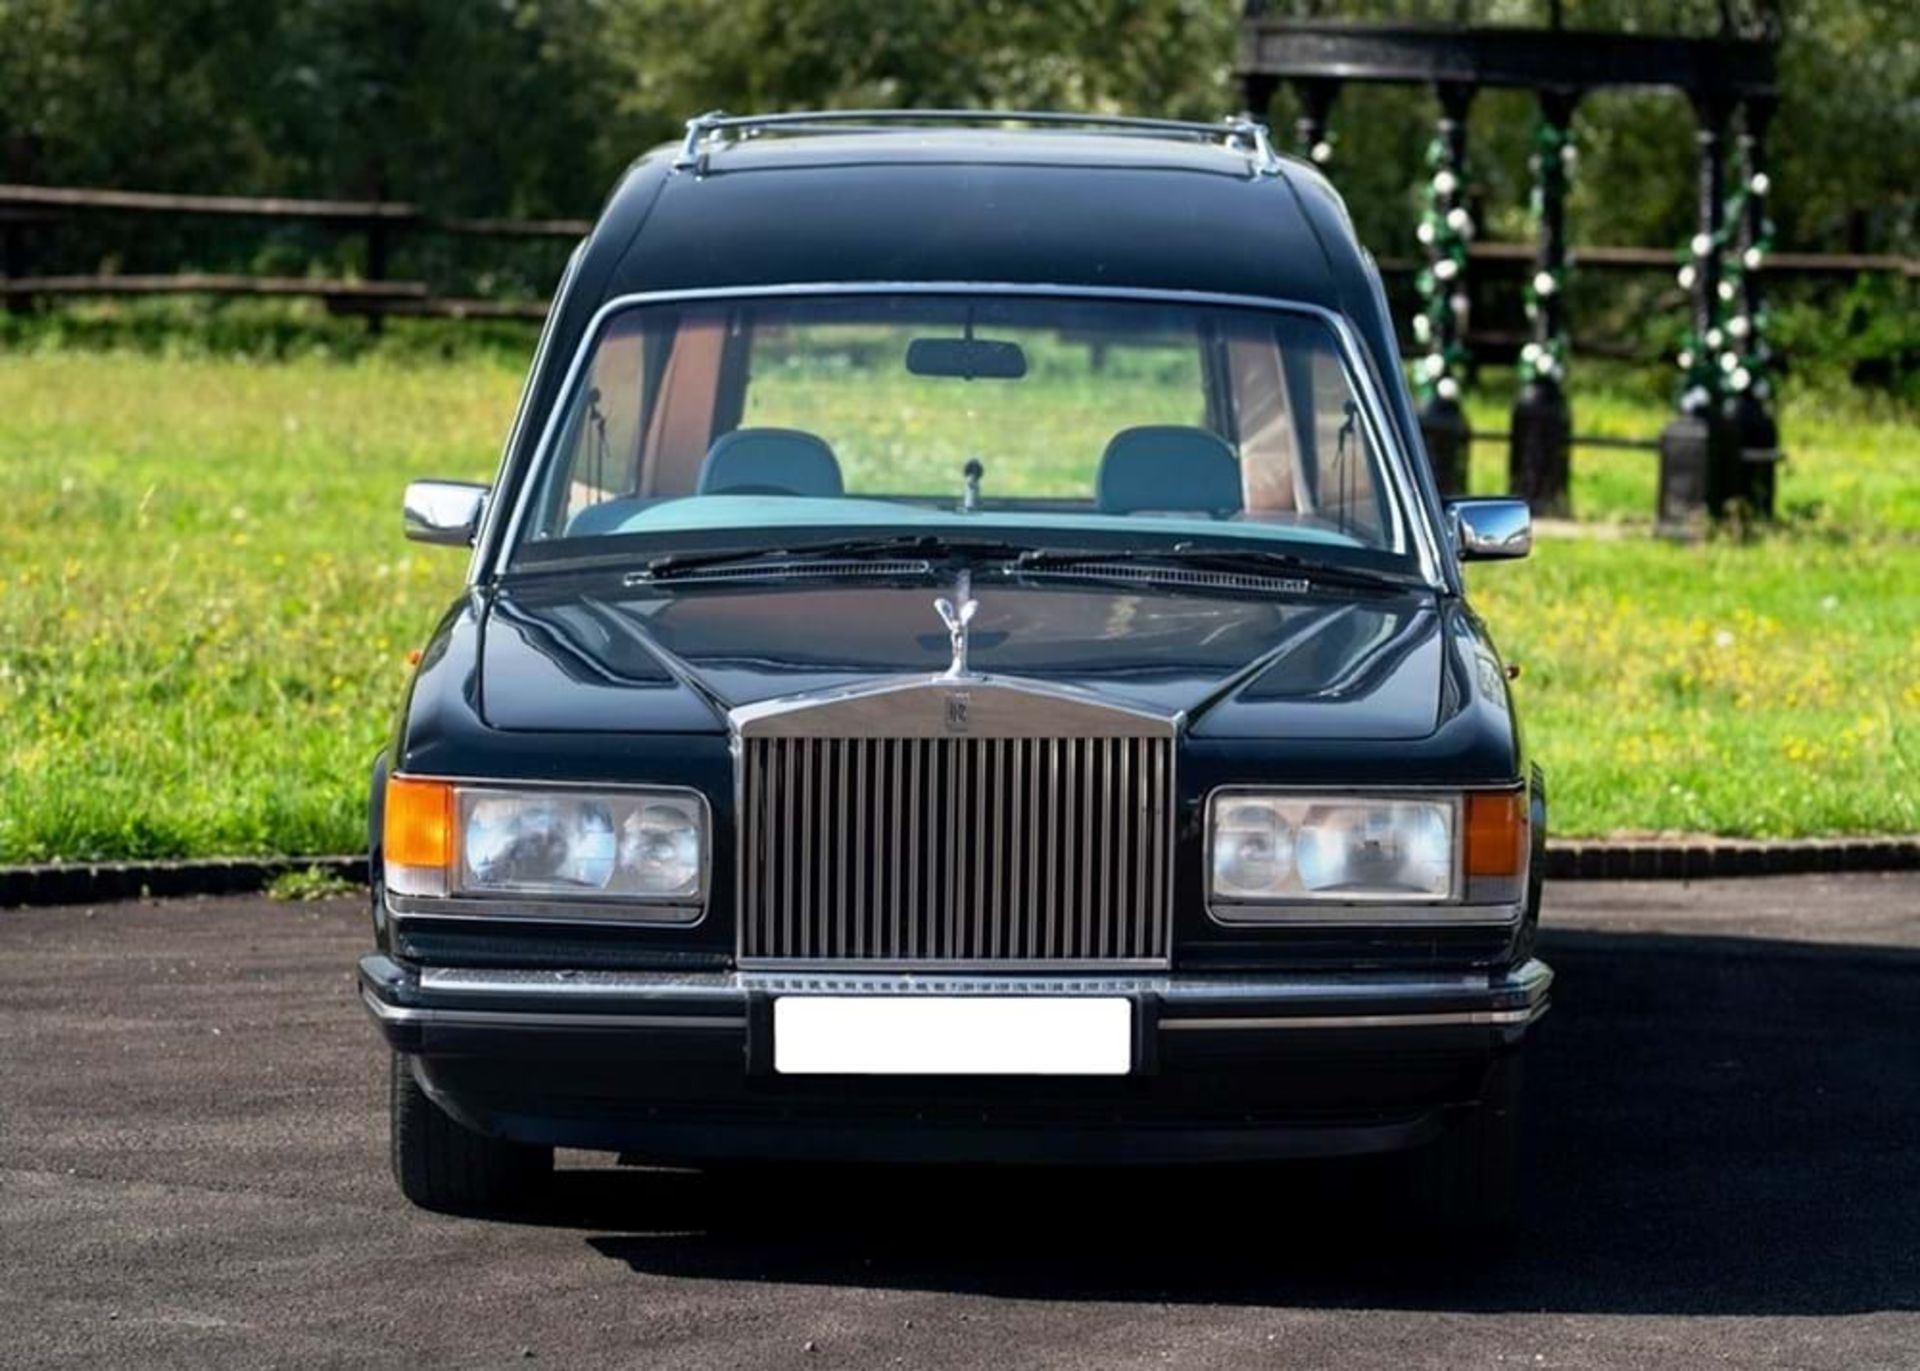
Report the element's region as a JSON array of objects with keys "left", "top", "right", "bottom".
[
  {"left": 411, "top": 962, "right": 1550, "bottom": 1001},
  {"left": 729, "top": 672, "right": 1179, "bottom": 738},
  {"left": 363, "top": 990, "right": 743, "bottom": 1032},
  {"left": 368, "top": 987, "right": 1535, "bottom": 1034},
  {"left": 388, "top": 894, "right": 704, "bottom": 927},
  {"left": 1160, "top": 1007, "right": 1544, "bottom": 1030},
  {"left": 420, "top": 968, "right": 735, "bottom": 994},
  {"left": 370, "top": 976, "right": 1548, "bottom": 1031},
  {"left": 1040, "top": 738, "right": 1058, "bottom": 956},
  {"left": 483, "top": 282, "right": 1445, "bottom": 588},
  {"left": 1203, "top": 908, "right": 1521, "bottom": 929},
  {"left": 1152, "top": 737, "right": 1170, "bottom": 957},
  {"left": 1156, "top": 959, "right": 1551, "bottom": 1005},
  {"left": 402, "top": 959, "right": 1553, "bottom": 1011}
]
